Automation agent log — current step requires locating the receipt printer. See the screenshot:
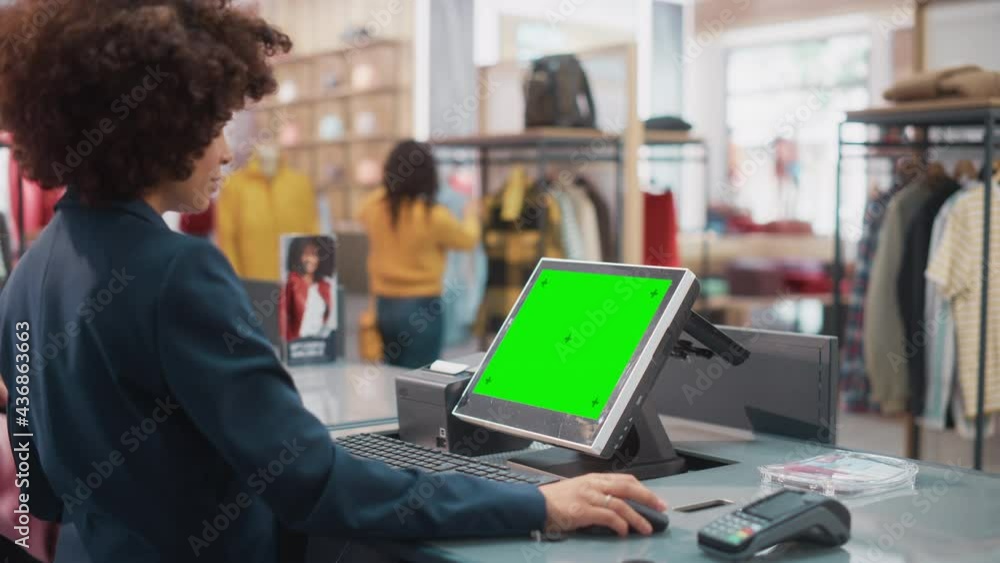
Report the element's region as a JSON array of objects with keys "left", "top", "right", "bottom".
[{"left": 395, "top": 361, "right": 532, "bottom": 455}]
